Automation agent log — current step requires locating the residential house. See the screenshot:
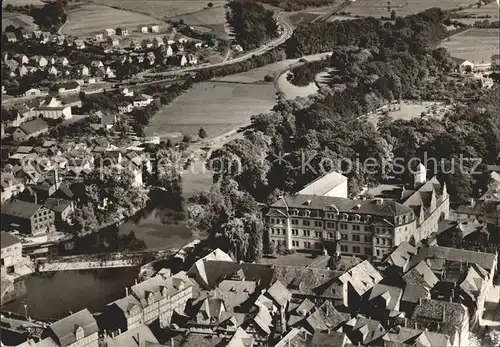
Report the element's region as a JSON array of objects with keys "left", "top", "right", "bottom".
[
  {"left": 94, "top": 33, "right": 104, "bottom": 41},
  {"left": 1, "top": 172, "right": 25, "bottom": 203},
  {"left": 40, "top": 32, "right": 51, "bottom": 44},
  {"left": 437, "top": 219, "right": 492, "bottom": 251},
  {"left": 101, "top": 324, "right": 159, "bottom": 347},
  {"left": 18, "top": 65, "right": 29, "bottom": 77},
  {"left": 57, "top": 57, "right": 69, "bottom": 67},
  {"left": 44, "top": 197, "right": 74, "bottom": 223},
  {"left": 186, "top": 54, "right": 198, "bottom": 65},
  {"left": 18, "top": 54, "right": 29, "bottom": 65},
  {"left": 166, "top": 45, "right": 173, "bottom": 57},
  {"left": 44, "top": 309, "right": 99, "bottom": 347},
  {"left": 454, "top": 200, "right": 500, "bottom": 225},
  {"left": 118, "top": 100, "right": 134, "bottom": 113},
  {"left": 153, "top": 36, "right": 164, "bottom": 47},
  {"left": 138, "top": 25, "right": 148, "bottom": 33},
  {"left": 79, "top": 65, "right": 90, "bottom": 77},
  {"left": 132, "top": 94, "right": 153, "bottom": 108},
  {"left": 129, "top": 40, "right": 141, "bottom": 50},
  {"left": 103, "top": 294, "right": 143, "bottom": 333},
  {"left": 343, "top": 316, "right": 386, "bottom": 346},
  {"left": 65, "top": 37, "right": 75, "bottom": 47},
  {"left": 167, "top": 54, "right": 187, "bottom": 66},
  {"left": 48, "top": 66, "right": 58, "bottom": 76},
  {"left": 55, "top": 81, "right": 81, "bottom": 95},
  {"left": 104, "top": 28, "right": 116, "bottom": 37},
  {"left": 130, "top": 272, "right": 193, "bottom": 328},
  {"left": 5, "top": 32, "right": 17, "bottom": 43},
  {"left": 383, "top": 327, "right": 451, "bottom": 347},
  {"left": 107, "top": 37, "right": 120, "bottom": 47},
  {"left": 23, "top": 88, "right": 43, "bottom": 98},
  {"left": 32, "top": 30, "right": 42, "bottom": 40},
  {"left": 33, "top": 97, "right": 72, "bottom": 120},
  {"left": 13, "top": 119, "right": 49, "bottom": 142},
  {"left": 31, "top": 56, "right": 48, "bottom": 68},
  {"left": 407, "top": 299, "right": 469, "bottom": 347},
  {"left": 1, "top": 200, "right": 55, "bottom": 235},
  {"left": 141, "top": 39, "right": 153, "bottom": 49},
  {"left": 75, "top": 39, "right": 86, "bottom": 50},
  {"left": 452, "top": 57, "right": 474, "bottom": 73},
  {"left": 119, "top": 87, "right": 134, "bottom": 97},
  {"left": 150, "top": 25, "right": 160, "bottom": 33},
  {"left": 91, "top": 60, "right": 104, "bottom": 69},
  {"left": 146, "top": 52, "right": 156, "bottom": 65},
  {"left": 116, "top": 27, "right": 128, "bottom": 37},
  {"left": 1, "top": 232, "right": 23, "bottom": 273},
  {"left": 479, "top": 171, "right": 500, "bottom": 202}
]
